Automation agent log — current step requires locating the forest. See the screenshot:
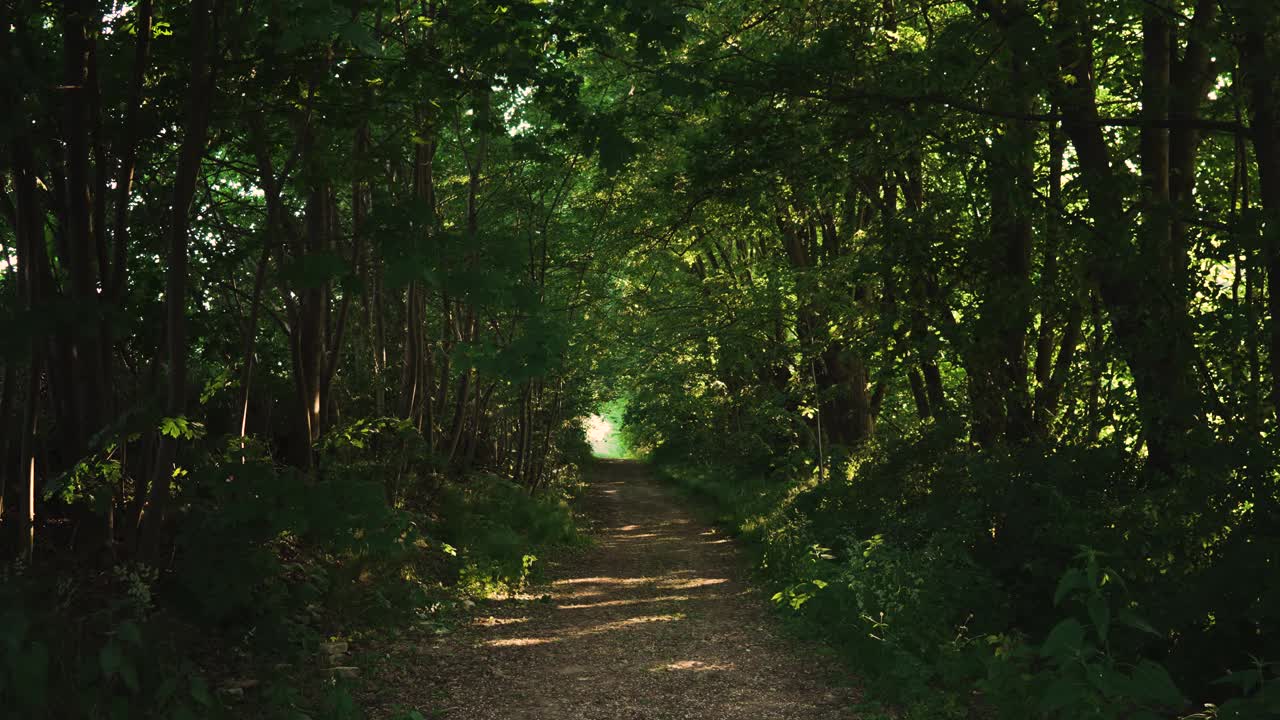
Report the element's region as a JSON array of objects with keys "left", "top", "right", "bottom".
[{"left": 1, "top": 0, "right": 1279, "bottom": 718}]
